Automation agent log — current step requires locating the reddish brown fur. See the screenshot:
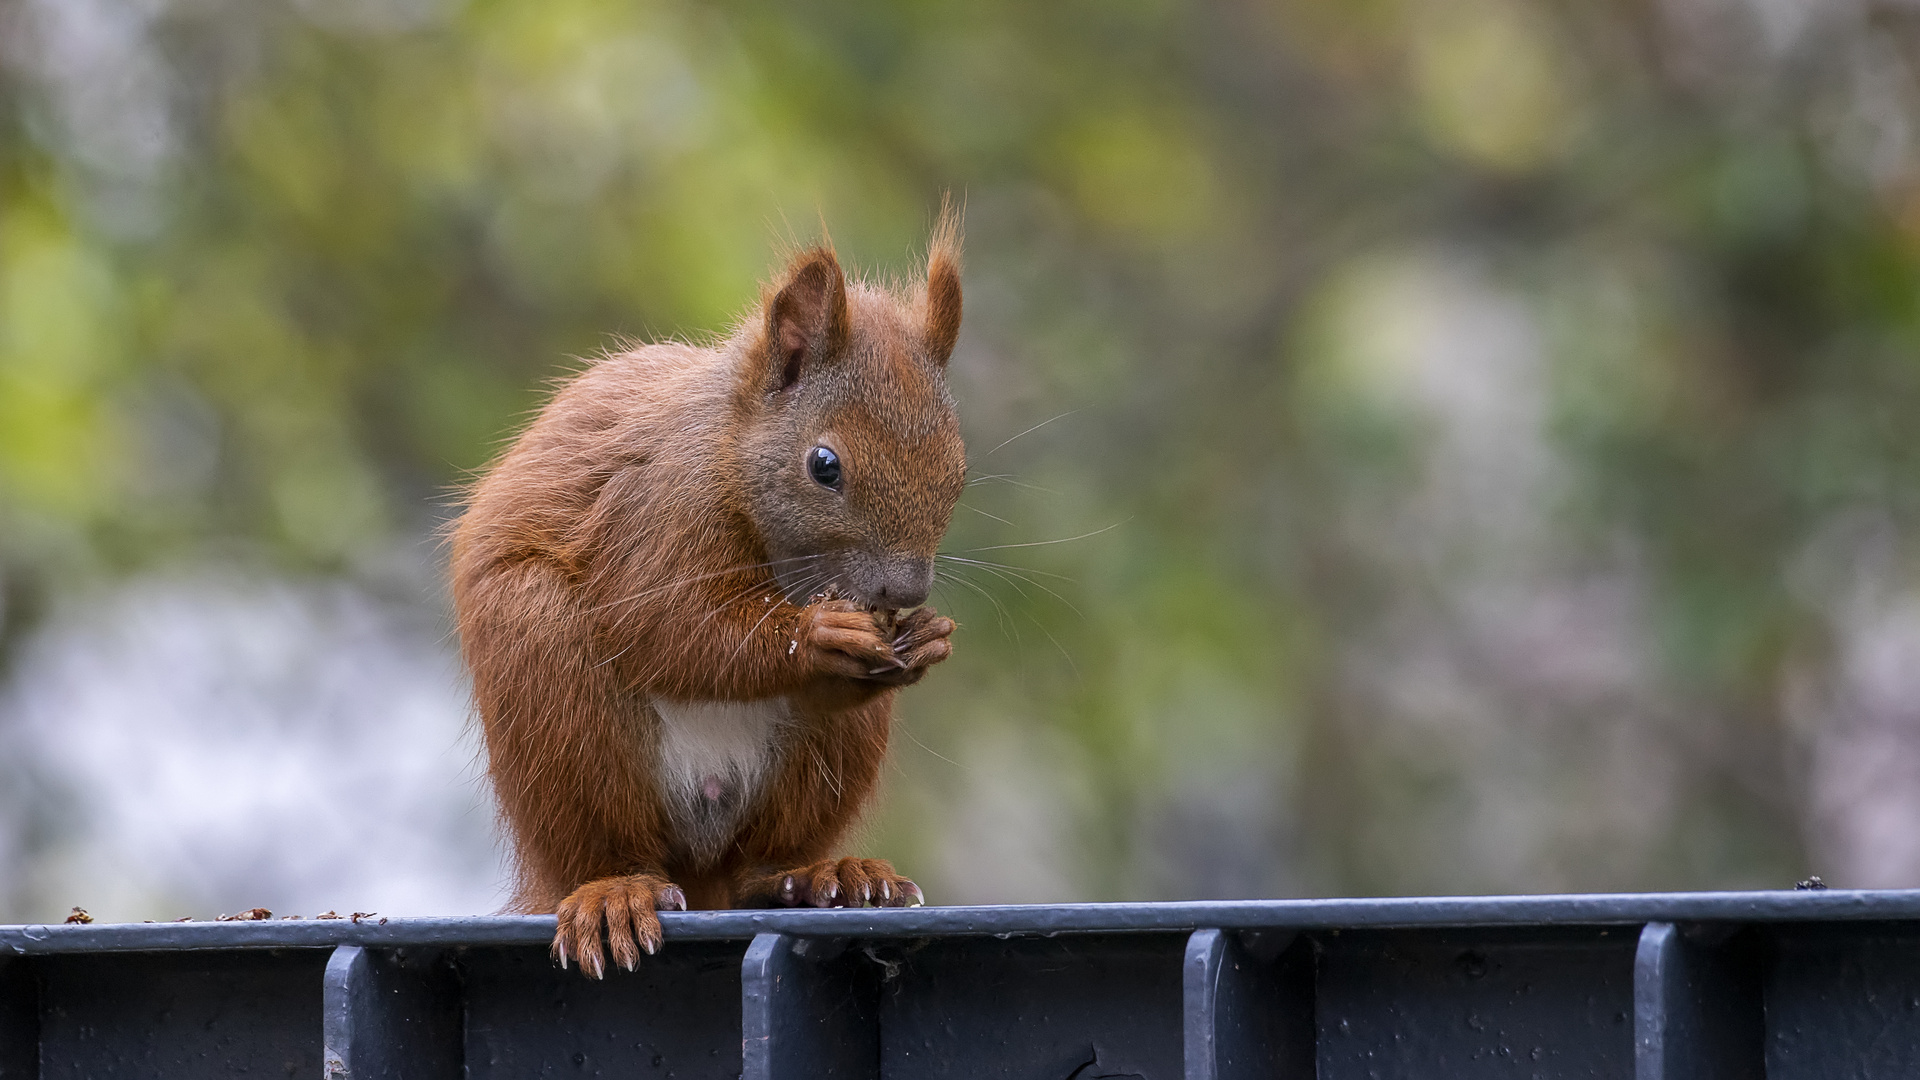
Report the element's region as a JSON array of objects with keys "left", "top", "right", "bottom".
[{"left": 451, "top": 208, "right": 966, "bottom": 977}]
